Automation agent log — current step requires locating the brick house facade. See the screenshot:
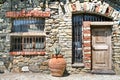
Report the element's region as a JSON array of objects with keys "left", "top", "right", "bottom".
[{"left": 0, "top": 0, "right": 120, "bottom": 74}]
